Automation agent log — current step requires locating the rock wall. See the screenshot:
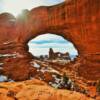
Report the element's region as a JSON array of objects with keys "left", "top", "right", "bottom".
[{"left": 0, "top": 0, "right": 100, "bottom": 81}]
